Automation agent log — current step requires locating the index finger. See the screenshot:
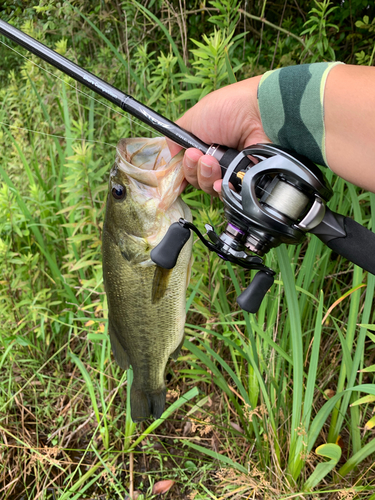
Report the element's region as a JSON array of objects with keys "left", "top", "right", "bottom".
[{"left": 166, "top": 137, "right": 183, "bottom": 158}]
